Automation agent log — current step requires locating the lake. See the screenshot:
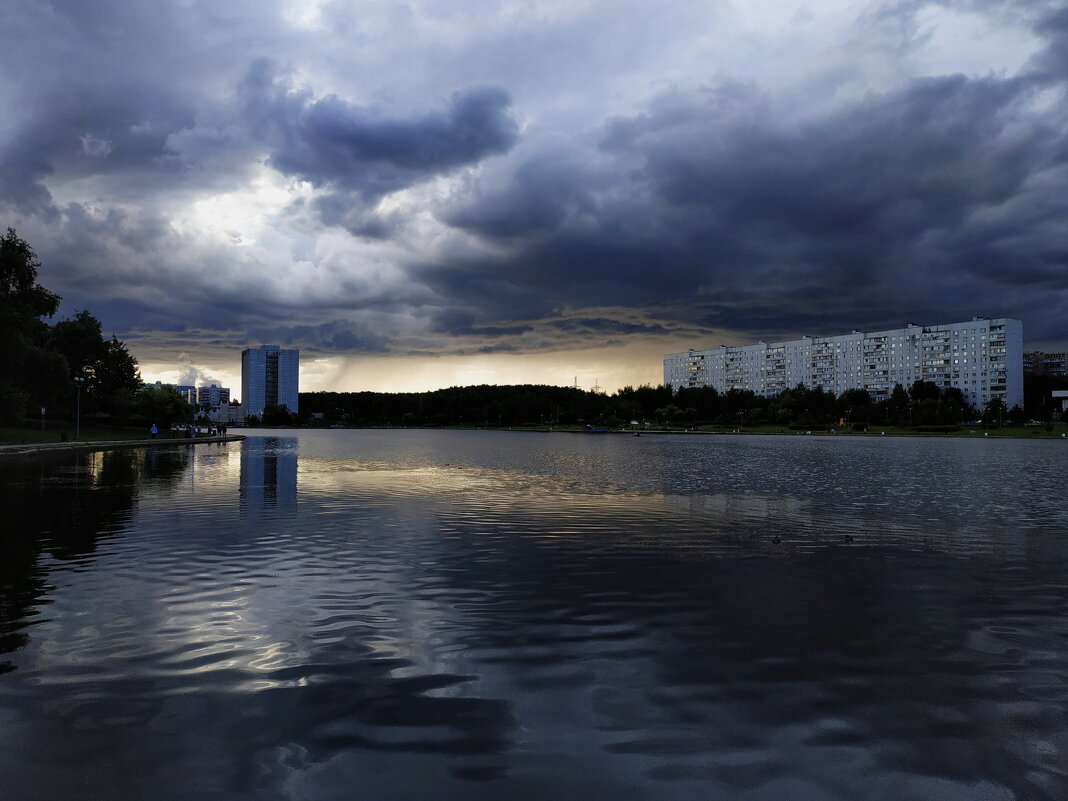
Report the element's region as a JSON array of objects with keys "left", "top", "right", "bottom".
[{"left": 2, "top": 429, "right": 1067, "bottom": 800}]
